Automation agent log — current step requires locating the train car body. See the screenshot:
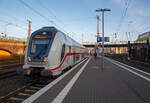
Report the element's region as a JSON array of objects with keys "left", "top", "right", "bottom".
[
  {"left": 136, "top": 31, "right": 150, "bottom": 43},
  {"left": 23, "top": 27, "right": 86, "bottom": 77}
]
